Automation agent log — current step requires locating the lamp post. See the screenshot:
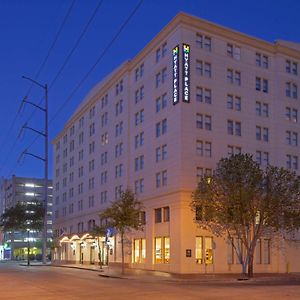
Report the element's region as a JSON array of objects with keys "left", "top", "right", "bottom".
[
  {"left": 20, "top": 76, "right": 48, "bottom": 265},
  {"left": 27, "top": 229, "right": 30, "bottom": 266}
]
